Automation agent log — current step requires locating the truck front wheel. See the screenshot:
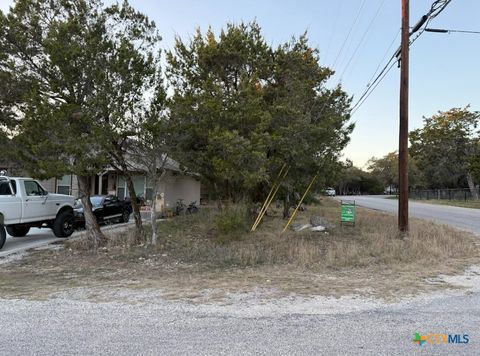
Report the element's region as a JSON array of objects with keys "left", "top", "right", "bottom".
[
  {"left": 6, "top": 226, "right": 30, "bottom": 237},
  {"left": 53, "top": 211, "right": 75, "bottom": 238},
  {"left": 0, "top": 225, "right": 5, "bottom": 250}
]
